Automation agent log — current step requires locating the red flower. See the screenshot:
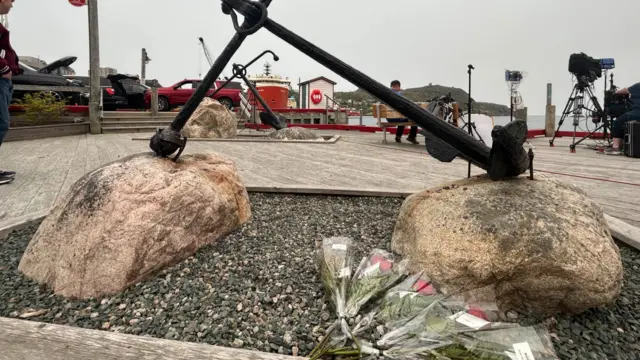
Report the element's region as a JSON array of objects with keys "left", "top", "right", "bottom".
[
  {"left": 412, "top": 279, "right": 437, "bottom": 295},
  {"left": 466, "top": 306, "right": 489, "bottom": 321},
  {"left": 370, "top": 255, "right": 392, "bottom": 271}
]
